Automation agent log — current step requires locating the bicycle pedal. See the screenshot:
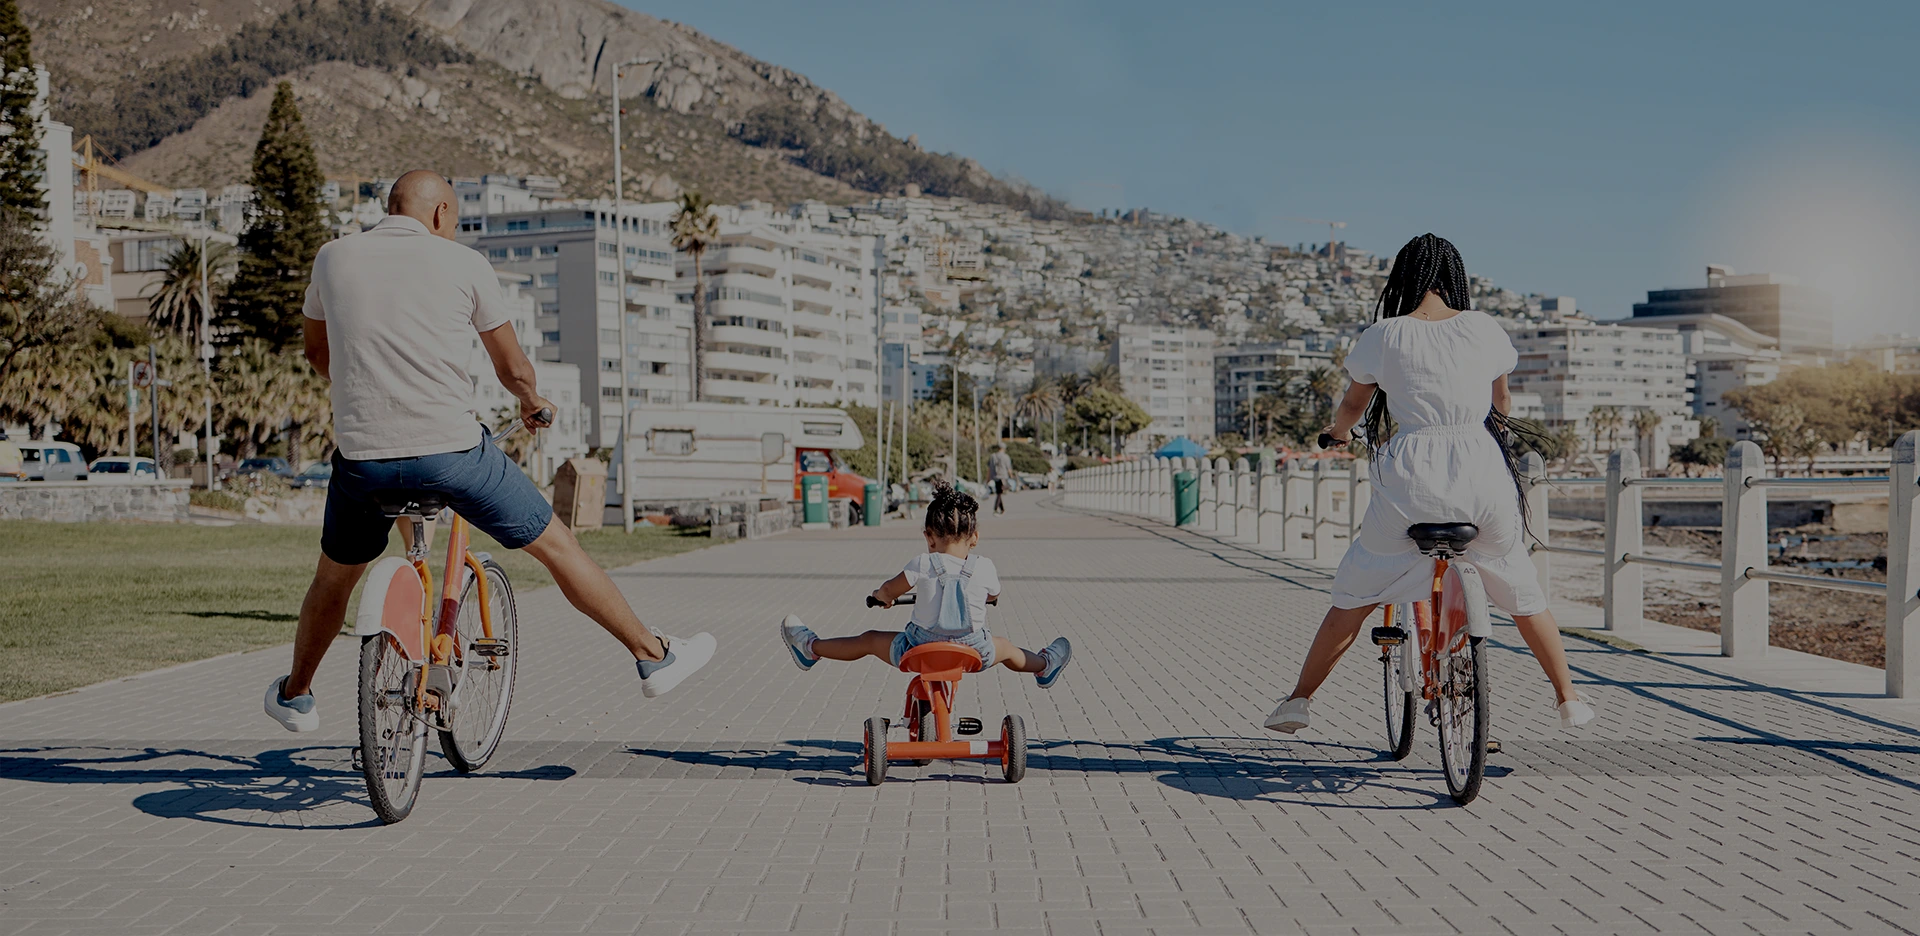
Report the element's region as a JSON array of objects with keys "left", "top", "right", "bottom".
[
  {"left": 351, "top": 746, "right": 363, "bottom": 772},
  {"left": 1370, "top": 626, "right": 1408, "bottom": 647},
  {"left": 1486, "top": 739, "right": 1502, "bottom": 755},
  {"left": 956, "top": 717, "right": 983, "bottom": 736},
  {"left": 470, "top": 638, "right": 510, "bottom": 658}
]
